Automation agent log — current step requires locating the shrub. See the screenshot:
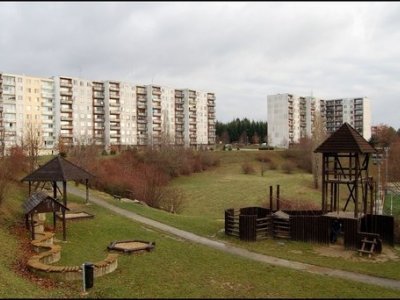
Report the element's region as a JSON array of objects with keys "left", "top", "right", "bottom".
[
  {"left": 281, "top": 161, "right": 296, "bottom": 174},
  {"left": 255, "top": 153, "right": 271, "bottom": 163},
  {"left": 268, "top": 160, "right": 278, "bottom": 170},
  {"left": 159, "top": 187, "right": 185, "bottom": 214},
  {"left": 241, "top": 162, "right": 255, "bottom": 174},
  {"left": 260, "top": 163, "right": 268, "bottom": 176}
]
